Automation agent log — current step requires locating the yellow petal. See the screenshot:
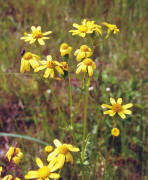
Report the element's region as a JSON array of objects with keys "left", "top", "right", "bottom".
[
  {"left": 49, "top": 173, "right": 60, "bottom": 179},
  {"left": 110, "top": 98, "right": 116, "bottom": 105},
  {"left": 31, "top": 26, "right": 36, "bottom": 31},
  {"left": 29, "top": 60, "right": 39, "bottom": 69},
  {"left": 88, "top": 66, "right": 93, "bottom": 77},
  {"left": 25, "top": 61, "right": 30, "bottom": 72},
  {"left": 101, "top": 104, "right": 112, "bottom": 109},
  {"left": 38, "top": 38, "right": 45, "bottom": 45},
  {"left": 123, "top": 110, "right": 132, "bottom": 115},
  {"left": 25, "top": 171, "right": 38, "bottom": 179},
  {"left": 117, "top": 98, "right": 122, "bottom": 104},
  {"left": 30, "top": 38, "right": 36, "bottom": 44},
  {"left": 76, "top": 66, "right": 82, "bottom": 74},
  {"left": 47, "top": 149, "right": 59, "bottom": 162},
  {"left": 47, "top": 55, "right": 52, "bottom": 61},
  {"left": 118, "top": 112, "right": 126, "bottom": 119},
  {"left": 54, "top": 139, "right": 62, "bottom": 147},
  {"left": 122, "top": 103, "right": 133, "bottom": 109},
  {"left": 65, "top": 152, "right": 74, "bottom": 164},
  {"left": 43, "top": 31, "right": 52, "bottom": 35},
  {"left": 104, "top": 110, "right": 114, "bottom": 115},
  {"left": 36, "top": 158, "right": 43, "bottom": 168},
  {"left": 56, "top": 154, "right": 65, "bottom": 169},
  {"left": 20, "top": 60, "right": 25, "bottom": 73},
  {"left": 67, "top": 145, "right": 79, "bottom": 152},
  {"left": 55, "top": 66, "right": 64, "bottom": 75},
  {"left": 34, "top": 65, "right": 46, "bottom": 72},
  {"left": 43, "top": 68, "right": 51, "bottom": 78},
  {"left": 37, "top": 26, "right": 41, "bottom": 31},
  {"left": 81, "top": 64, "right": 87, "bottom": 72}
]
